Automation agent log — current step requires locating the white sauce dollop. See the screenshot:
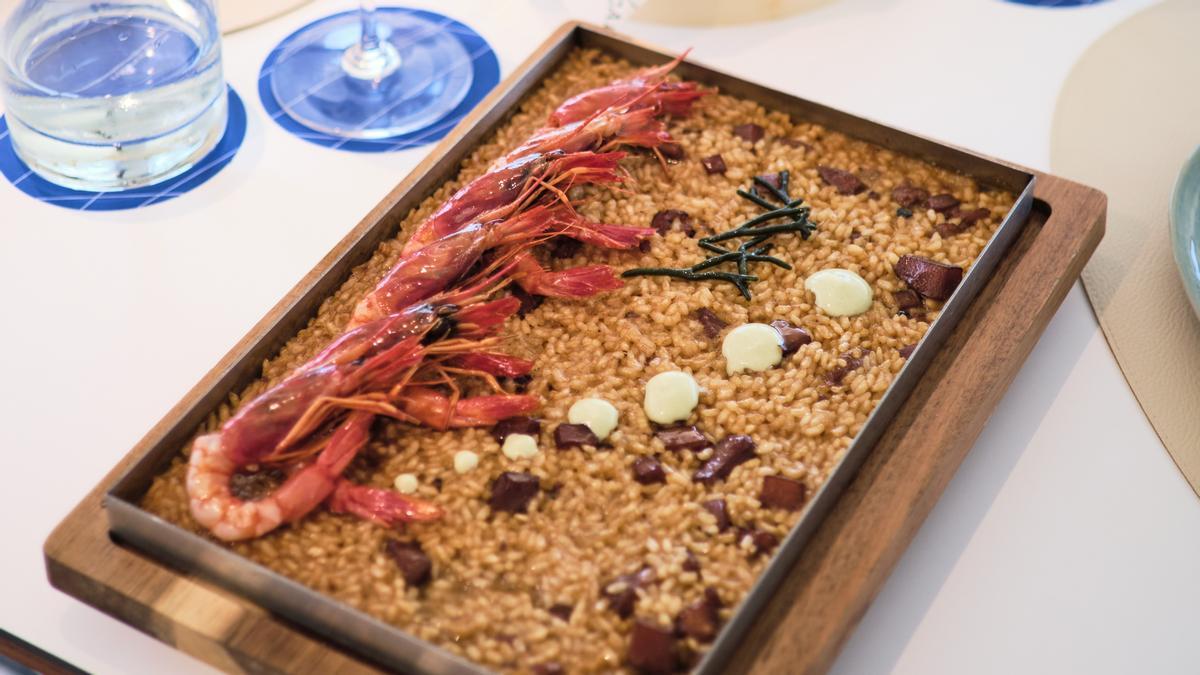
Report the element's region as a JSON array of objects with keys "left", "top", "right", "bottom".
[
  {"left": 393, "top": 473, "right": 419, "bottom": 494},
  {"left": 805, "top": 268, "right": 874, "bottom": 317},
  {"left": 722, "top": 323, "right": 784, "bottom": 375},
  {"left": 643, "top": 371, "right": 700, "bottom": 424},
  {"left": 453, "top": 450, "right": 479, "bottom": 474},
  {"left": 568, "top": 398, "right": 620, "bottom": 440},
  {"left": 501, "top": 433, "right": 539, "bottom": 460}
]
